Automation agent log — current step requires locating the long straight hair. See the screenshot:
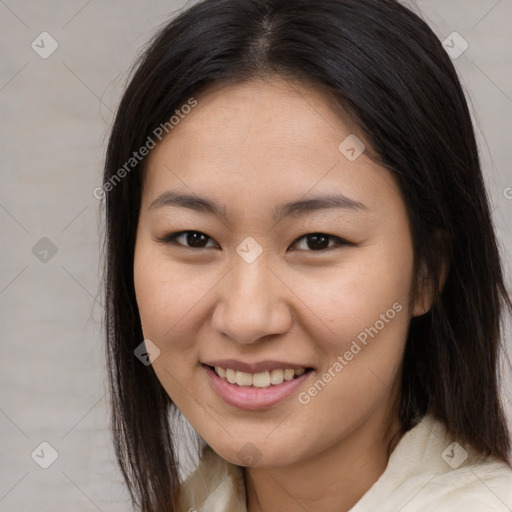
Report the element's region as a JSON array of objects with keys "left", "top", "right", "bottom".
[{"left": 102, "top": 0, "right": 512, "bottom": 510}]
